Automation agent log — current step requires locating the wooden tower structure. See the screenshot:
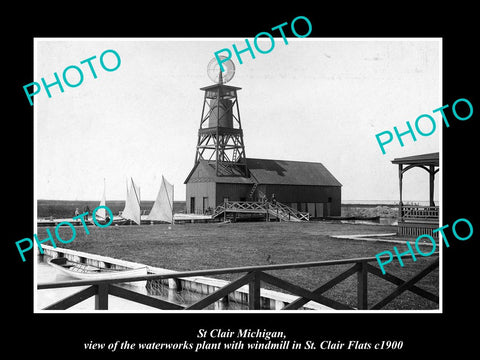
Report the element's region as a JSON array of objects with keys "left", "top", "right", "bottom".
[
  {"left": 185, "top": 57, "right": 342, "bottom": 218},
  {"left": 195, "top": 82, "right": 248, "bottom": 177}
]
